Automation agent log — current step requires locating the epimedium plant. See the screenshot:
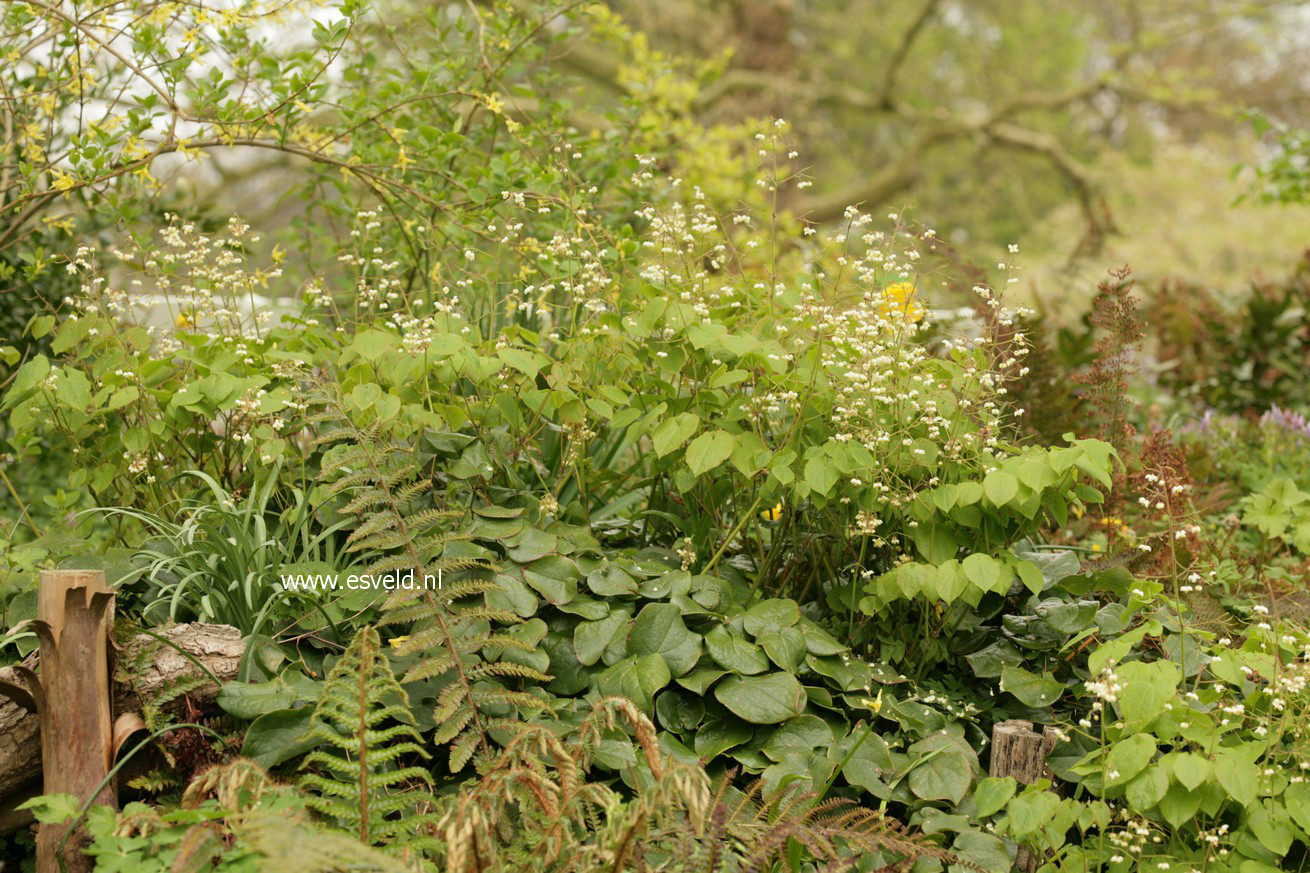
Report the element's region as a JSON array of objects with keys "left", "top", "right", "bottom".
[
  {"left": 2, "top": 218, "right": 309, "bottom": 514},
  {"left": 981, "top": 606, "right": 1310, "bottom": 873},
  {"left": 0, "top": 0, "right": 719, "bottom": 525},
  {"left": 7, "top": 1, "right": 1310, "bottom": 872},
  {"left": 5, "top": 125, "right": 1114, "bottom": 614},
  {"left": 1, "top": 115, "right": 1130, "bottom": 869}
]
